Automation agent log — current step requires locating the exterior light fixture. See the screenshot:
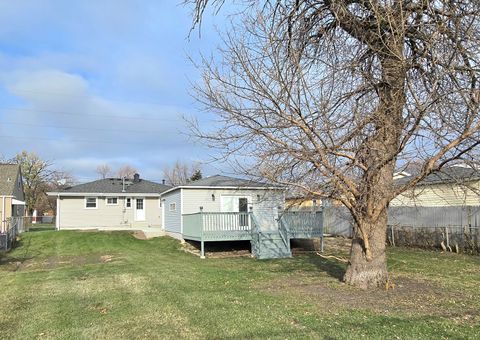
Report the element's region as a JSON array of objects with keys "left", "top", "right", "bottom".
[{"left": 211, "top": 194, "right": 215, "bottom": 201}]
